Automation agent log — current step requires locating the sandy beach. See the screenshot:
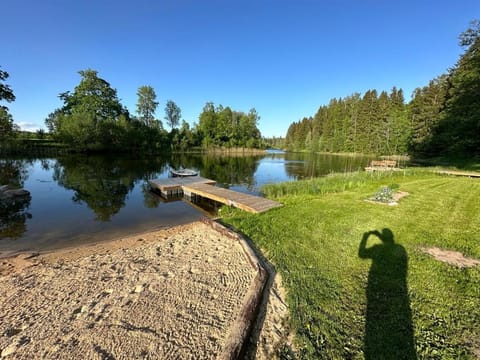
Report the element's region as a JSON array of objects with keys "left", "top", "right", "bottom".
[{"left": 0, "top": 220, "right": 290, "bottom": 359}]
